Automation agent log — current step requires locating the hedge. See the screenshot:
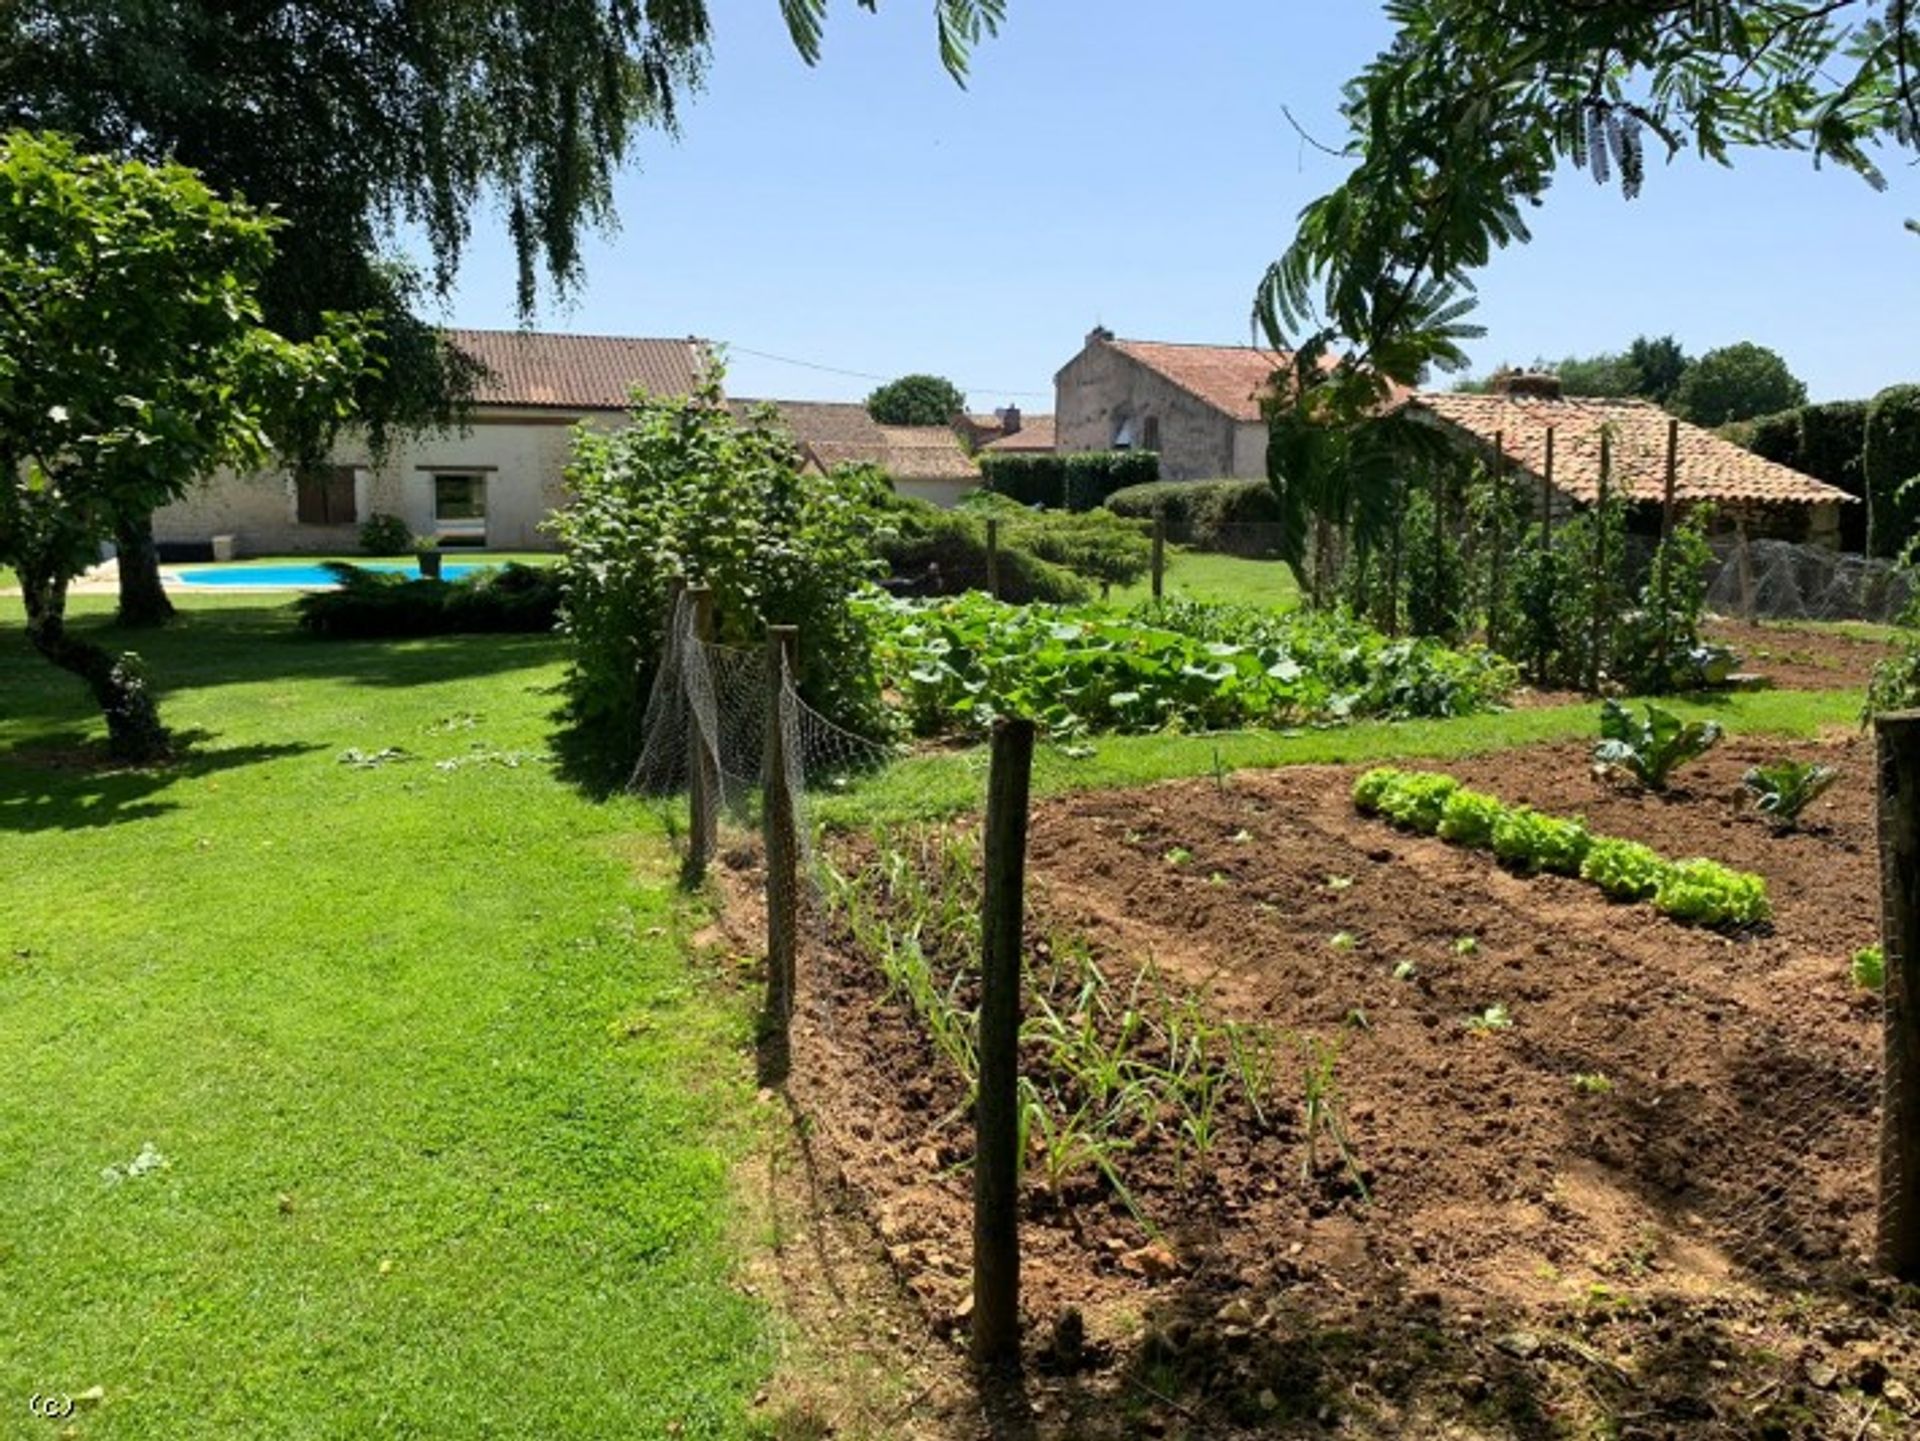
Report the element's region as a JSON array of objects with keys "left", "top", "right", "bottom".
[
  {"left": 978, "top": 450, "right": 1159, "bottom": 512},
  {"left": 874, "top": 494, "right": 1092, "bottom": 603},
  {"left": 1866, "top": 385, "right": 1920, "bottom": 559},
  {"left": 1104, "top": 478, "right": 1284, "bottom": 556},
  {"left": 1733, "top": 399, "right": 1871, "bottom": 551},
  {"left": 296, "top": 562, "right": 562, "bottom": 638}
]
